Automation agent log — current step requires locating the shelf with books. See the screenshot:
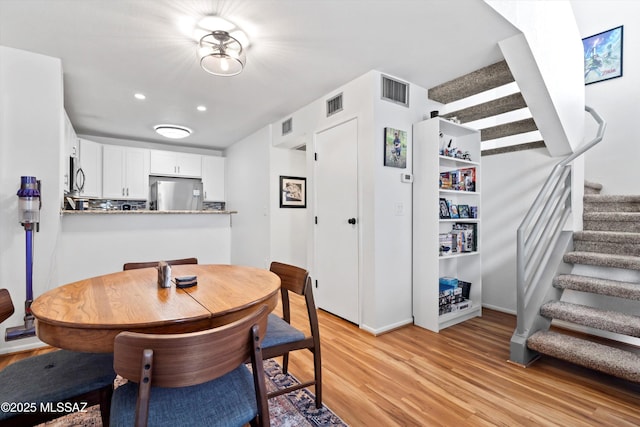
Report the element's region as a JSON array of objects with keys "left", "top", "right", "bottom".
[
  {"left": 413, "top": 117, "right": 481, "bottom": 333},
  {"left": 439, "top": 303, "right": 482, "bottom": 329}
]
